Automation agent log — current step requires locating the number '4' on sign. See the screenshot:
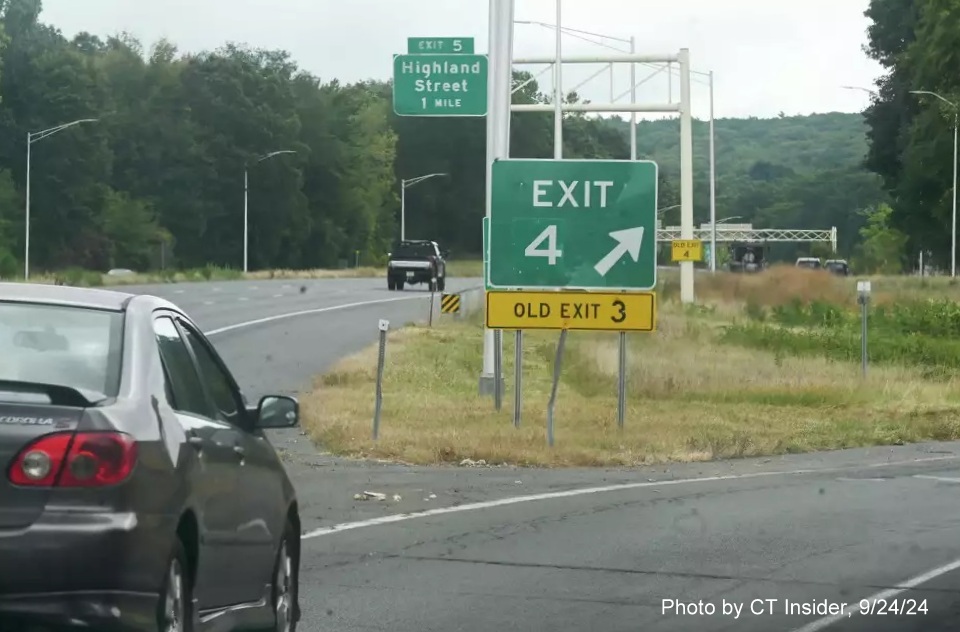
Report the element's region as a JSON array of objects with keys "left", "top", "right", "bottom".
[{"left": 525, "top": 225, "right": 562, "bottom": 265}]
